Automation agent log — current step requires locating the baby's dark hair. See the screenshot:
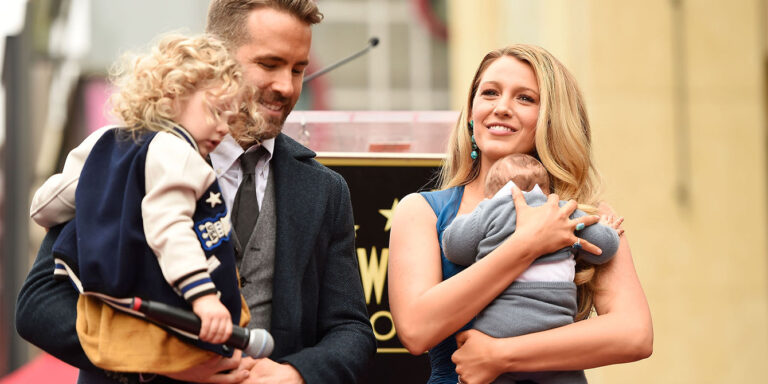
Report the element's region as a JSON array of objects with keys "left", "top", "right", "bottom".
[{"left": 484, "top": 154, "right": 551, "bottom": 197}]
